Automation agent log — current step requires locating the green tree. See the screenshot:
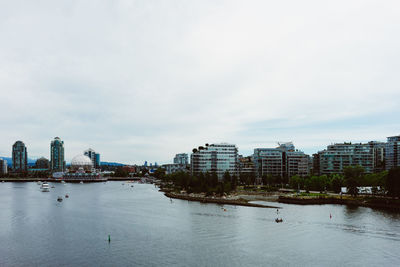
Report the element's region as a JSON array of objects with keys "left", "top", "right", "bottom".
[
  {"left": 386, "top": 167, "right": 400, "bottom": 197},
  {"left": 289, "top": 175, "right": 303, "bottom": 191},
  {"left": 344, "top": 166, "right": 364, "bottom": 196},
  {"left": 153, "top": 168, "right": 166, "bottom": 180},
  {"left": 231, "top": 175, "right": 238, "bottom": 190},
  {"left": 331, "top": 174, "right": 344, "bottom": 193}
]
